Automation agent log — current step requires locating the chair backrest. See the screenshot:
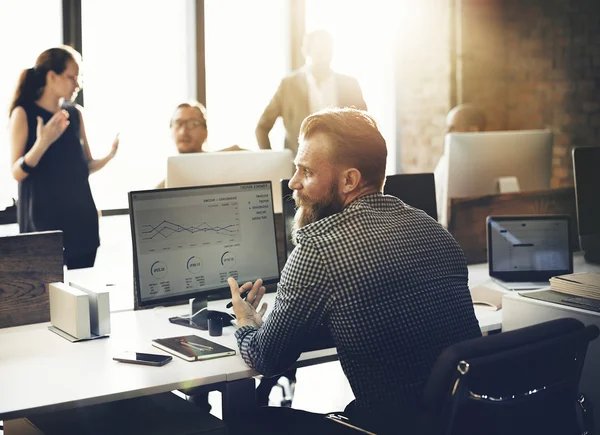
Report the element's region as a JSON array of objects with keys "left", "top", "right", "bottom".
[
  {"left": 0, "top": 231, "right": 64, "bottom": 328},
  {"left": 422, "top": 318, "right": 599, "bottom": 435}
]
